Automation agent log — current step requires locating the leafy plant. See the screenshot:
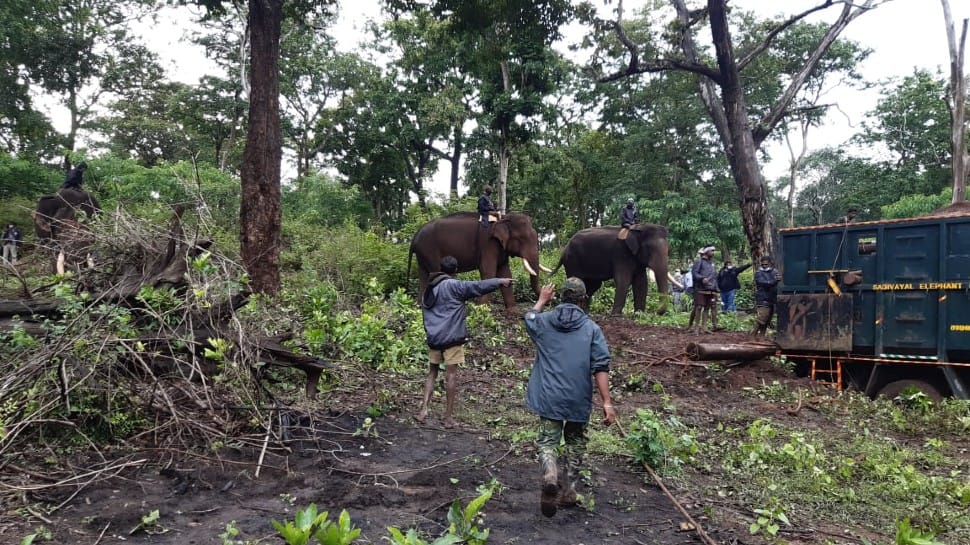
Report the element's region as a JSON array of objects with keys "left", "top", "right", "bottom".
[
  {"left": 272, "top": 505, "right": 360, "bottom": 545},
  {"left": 130, "top": 509, "right": 166, "bottom": 535},
  {"left": 386, "top": 488, "right": 494, "bottom": 545},
  {"left": 624, "top": 408, "right": 698, "bottom": 473},
  {"left": 893, "top": 518, "right": 945, "bottom": 545},
  {"left": 444, "top": 487, "right": 492, "bottom": 545},
  {"left": 749, "top": 497, "right": 791, "bottom": 539},
  {"left": 220, "top": 520, "right": 240, "bottom": 545}
]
